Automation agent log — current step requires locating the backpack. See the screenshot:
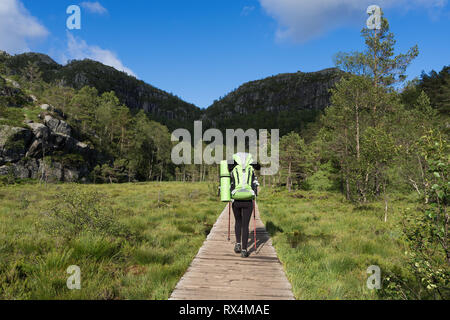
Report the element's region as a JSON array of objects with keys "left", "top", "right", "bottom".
[{"left": 231, "top": 153, "right": 256, "bottom": 201}]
